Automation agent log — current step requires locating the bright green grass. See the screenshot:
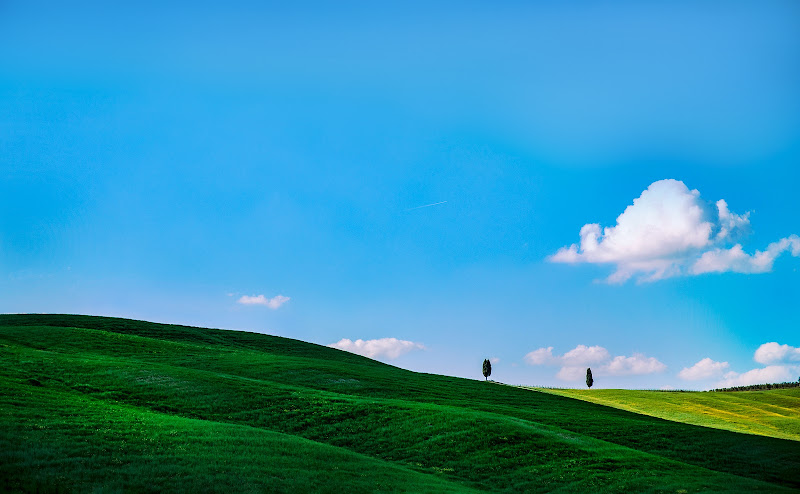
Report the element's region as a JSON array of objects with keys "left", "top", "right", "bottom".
[
  {"left": 1, "top": 378, "right": 476, "bottom": 493},
  {"left": 1, "top": 314, "right": 799, "bottom": 493},
  {"left": 533, "top": 387, "right": 800, "bottom": 442}
]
